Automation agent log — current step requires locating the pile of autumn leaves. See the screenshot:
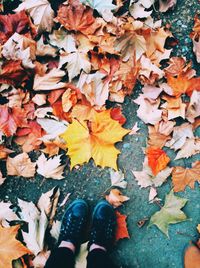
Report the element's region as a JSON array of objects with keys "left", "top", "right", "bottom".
[{"left": 0, "top": 0, "right": 200, "bottom": 267}]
